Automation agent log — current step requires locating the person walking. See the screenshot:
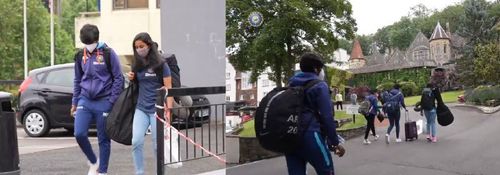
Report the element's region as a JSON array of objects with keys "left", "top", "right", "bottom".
[
  {"left": 335, "top": 92, "right": 343, "bottom": 110},
  {"left": 285, "top": 52, "right": 345, "bottom": 175},
  {"left": 127, "top": 33, "right": 174, "bottom": 175},
  {"left": 384, "top": 84, "right": 408, "bottom": 144},
  {"left": 363, "top": 90, "right": 380, "bottom": 145},
  {"left": 350, "top": 91, "right": 358, "bottom": 105},
  {"left": 420, "top": 83, "right": 441, "bottom": 143},
  {"left": 71, "top": 24, "right": 124, "bottom": 175}
]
